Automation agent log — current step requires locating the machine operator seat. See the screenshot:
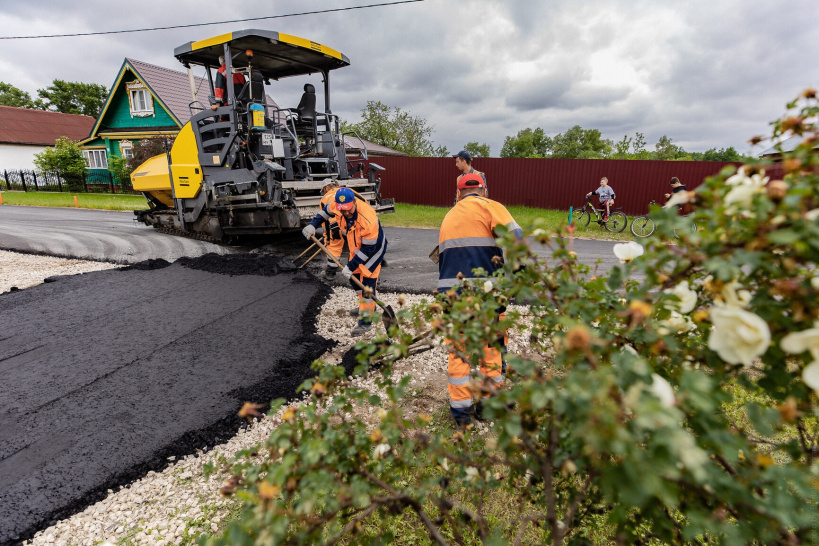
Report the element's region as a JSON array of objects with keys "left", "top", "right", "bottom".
[
  {"left": 235, "top": 70, "right": 266, "bottom": 108},
  {"left": 295, "top": 83, "right": 316, "bottom": 127}
]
